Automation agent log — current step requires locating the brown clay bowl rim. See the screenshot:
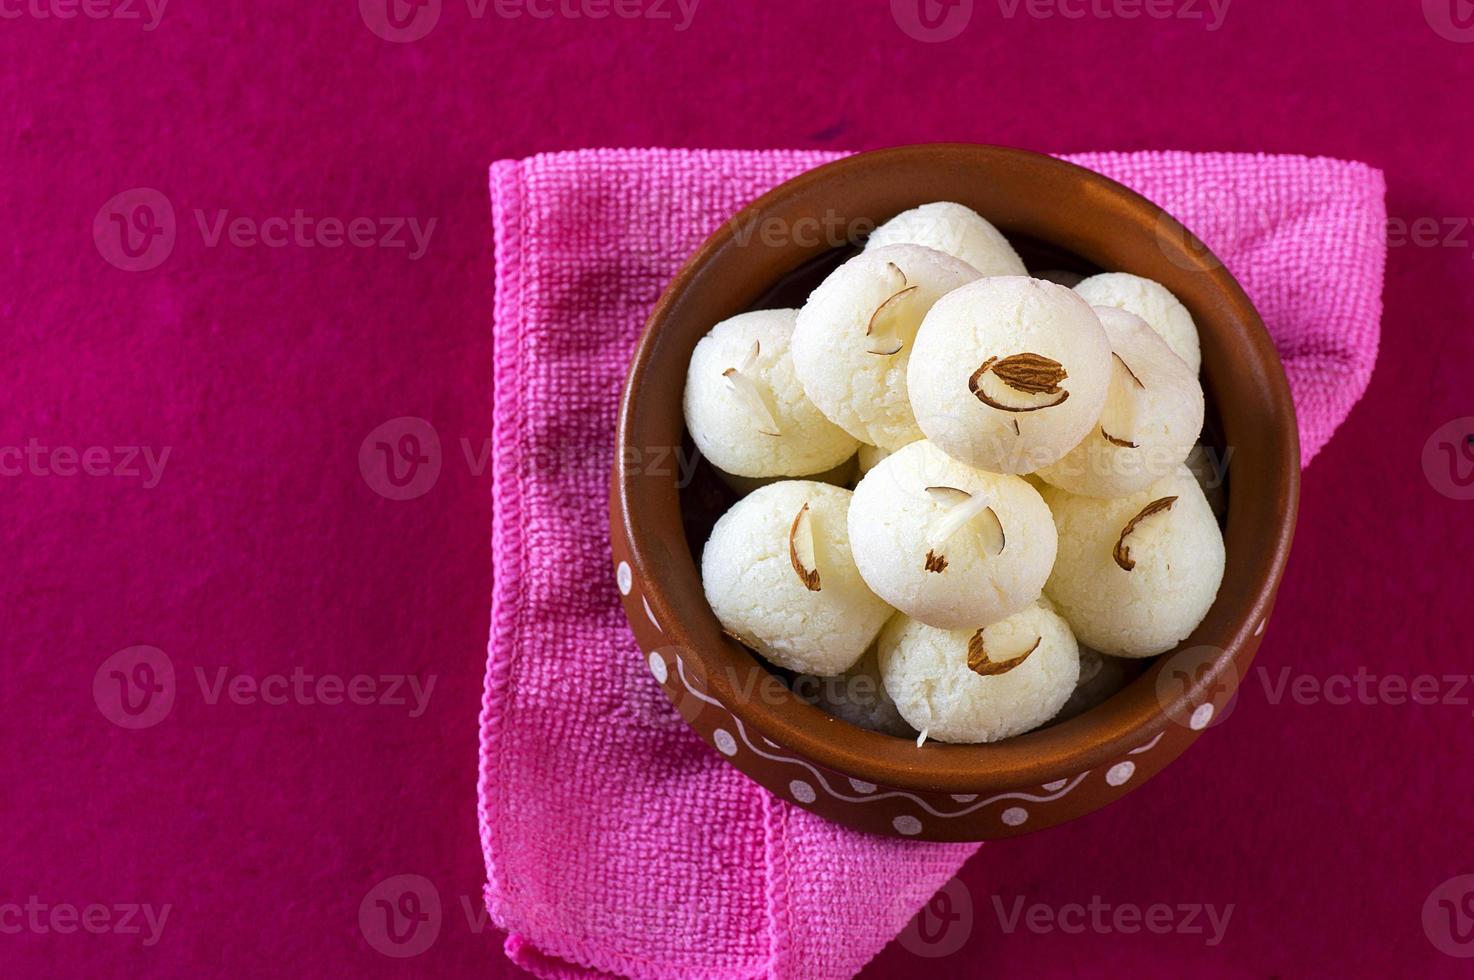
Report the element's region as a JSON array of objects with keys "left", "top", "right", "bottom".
[{"left": 615, "top": 143, "right": 1299, "bottom": 794}]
